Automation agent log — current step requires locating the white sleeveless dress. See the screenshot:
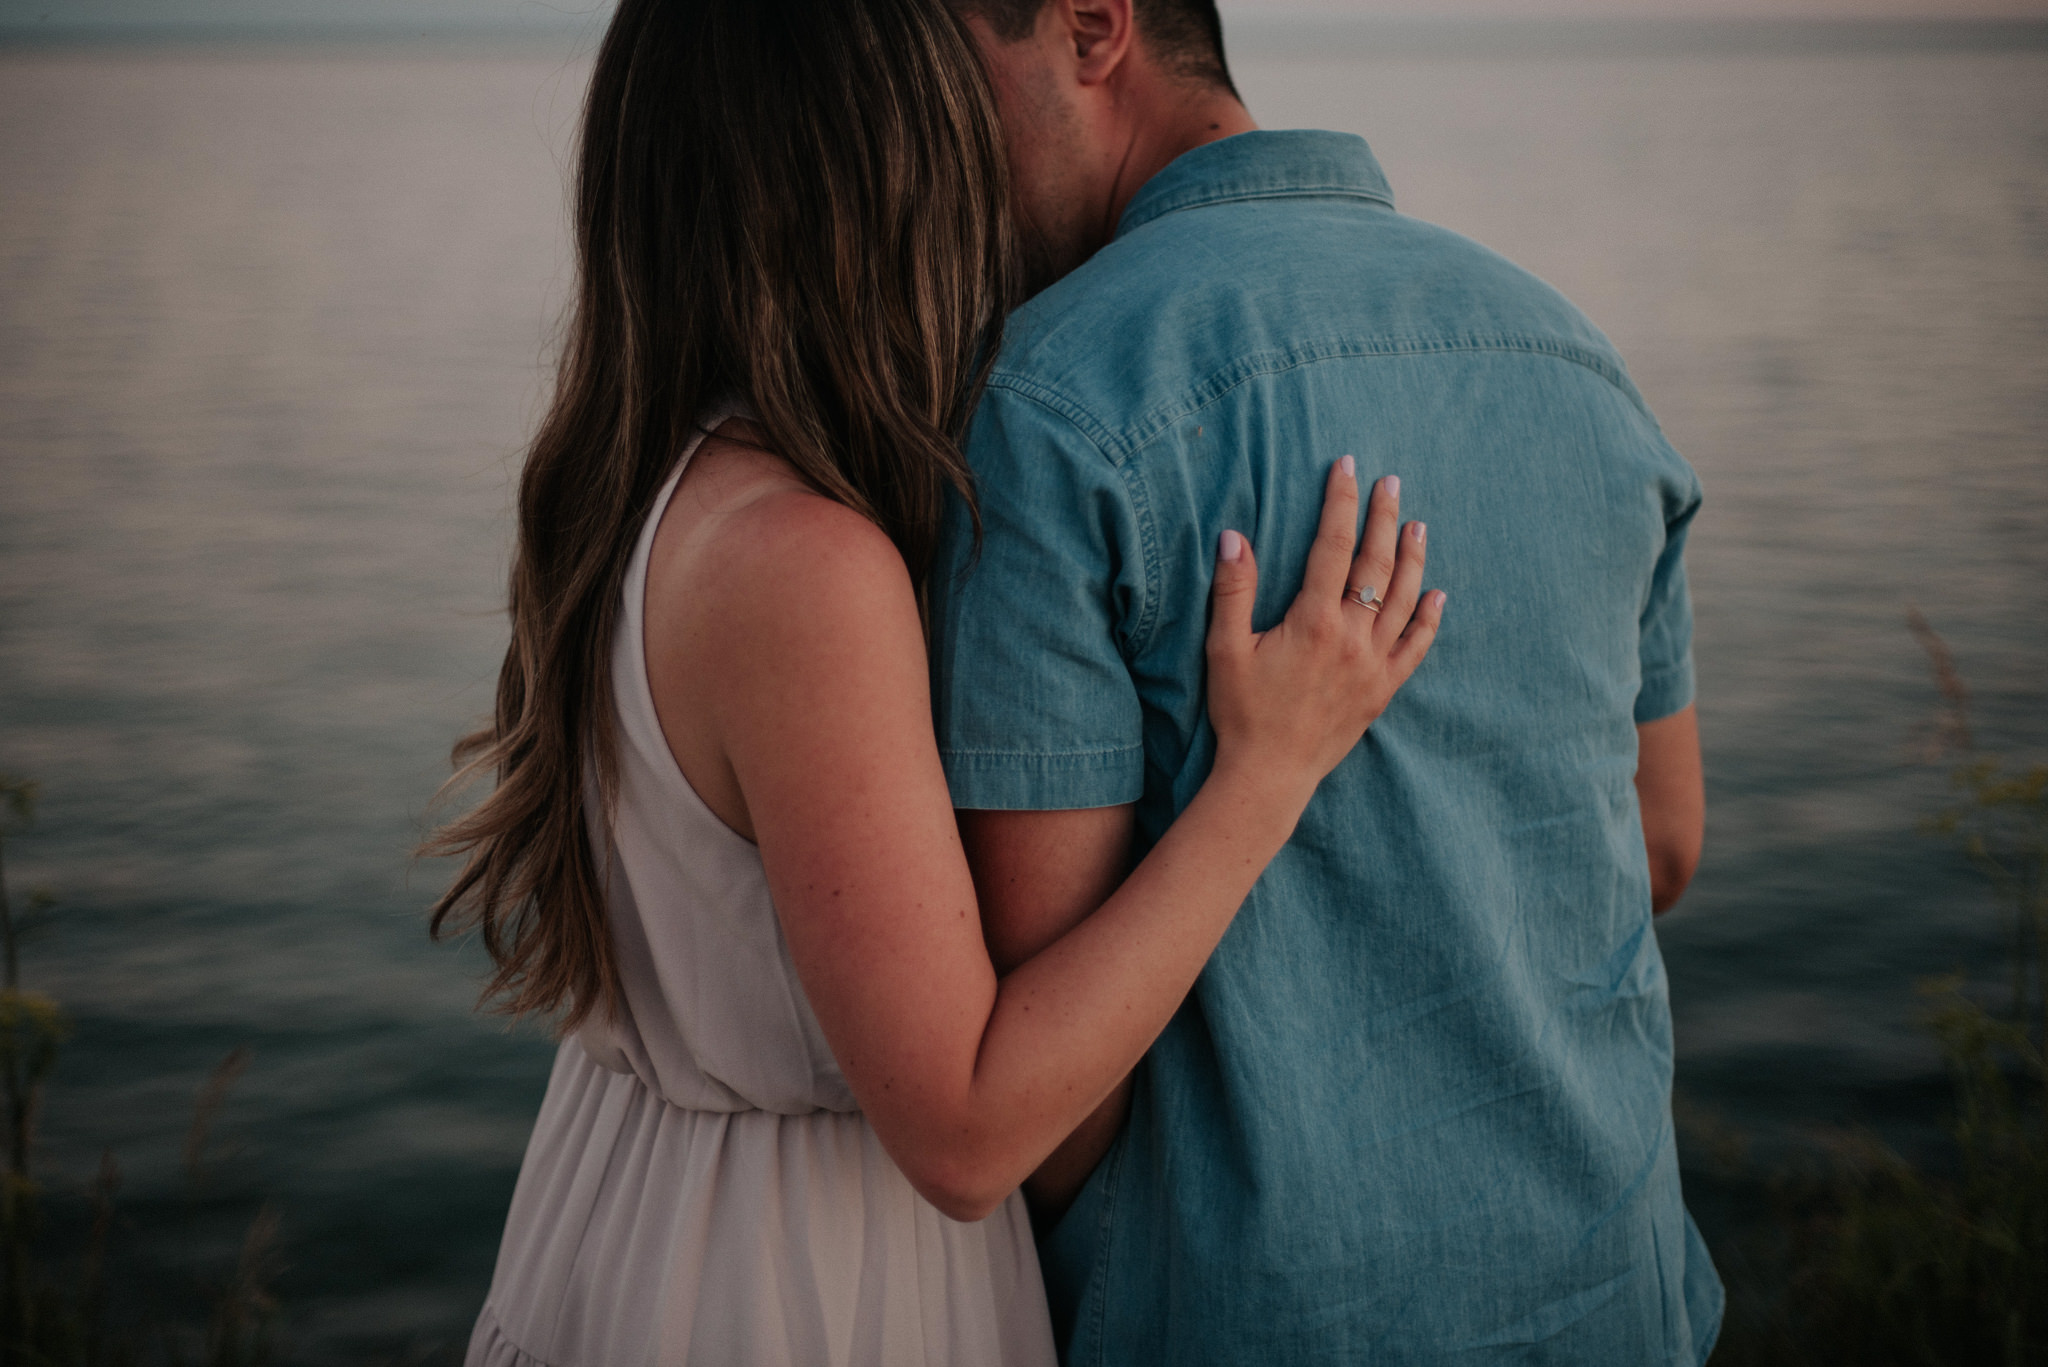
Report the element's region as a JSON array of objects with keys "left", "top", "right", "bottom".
[{"left": 466, "top": 416, "right": 1057, "bottom": 1367}]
